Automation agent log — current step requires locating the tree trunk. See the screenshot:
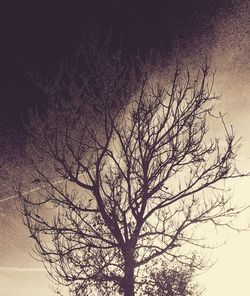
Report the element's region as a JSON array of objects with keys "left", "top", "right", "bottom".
[
  {"left": 123, "top": 265, "right": 135, "bottom": 296},
  {"left": 123, "top": 250, "right": 135, "bottom": 296}
]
